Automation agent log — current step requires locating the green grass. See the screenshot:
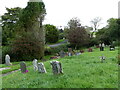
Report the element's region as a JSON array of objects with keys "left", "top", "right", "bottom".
[
  {"left": 2, "top": 47, "right": 118, "bottom": 88},
  {"left": 1, "top": 55, "right": 53, "bottom": 74}
]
